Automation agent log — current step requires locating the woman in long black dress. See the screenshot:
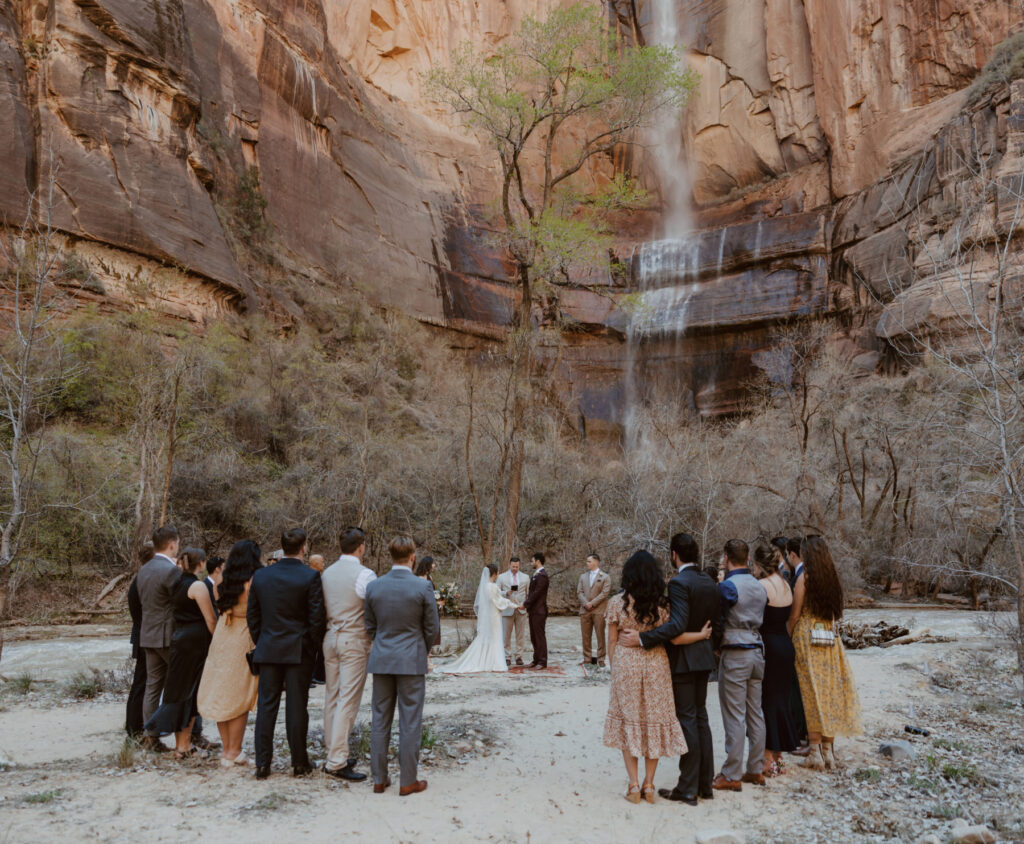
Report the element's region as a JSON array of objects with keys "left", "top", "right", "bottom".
[
  {"left": 144, "top": 547, "right": 217, "bottom": 758},
  {"left": 752, "top": 544, "right": 799, "bottom": 777}
]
